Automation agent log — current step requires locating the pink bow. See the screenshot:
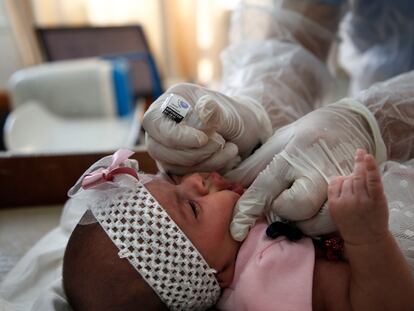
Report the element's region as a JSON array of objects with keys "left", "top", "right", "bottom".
[{"left": 81, "top": 149, "right": 138, "bottom": 190}]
